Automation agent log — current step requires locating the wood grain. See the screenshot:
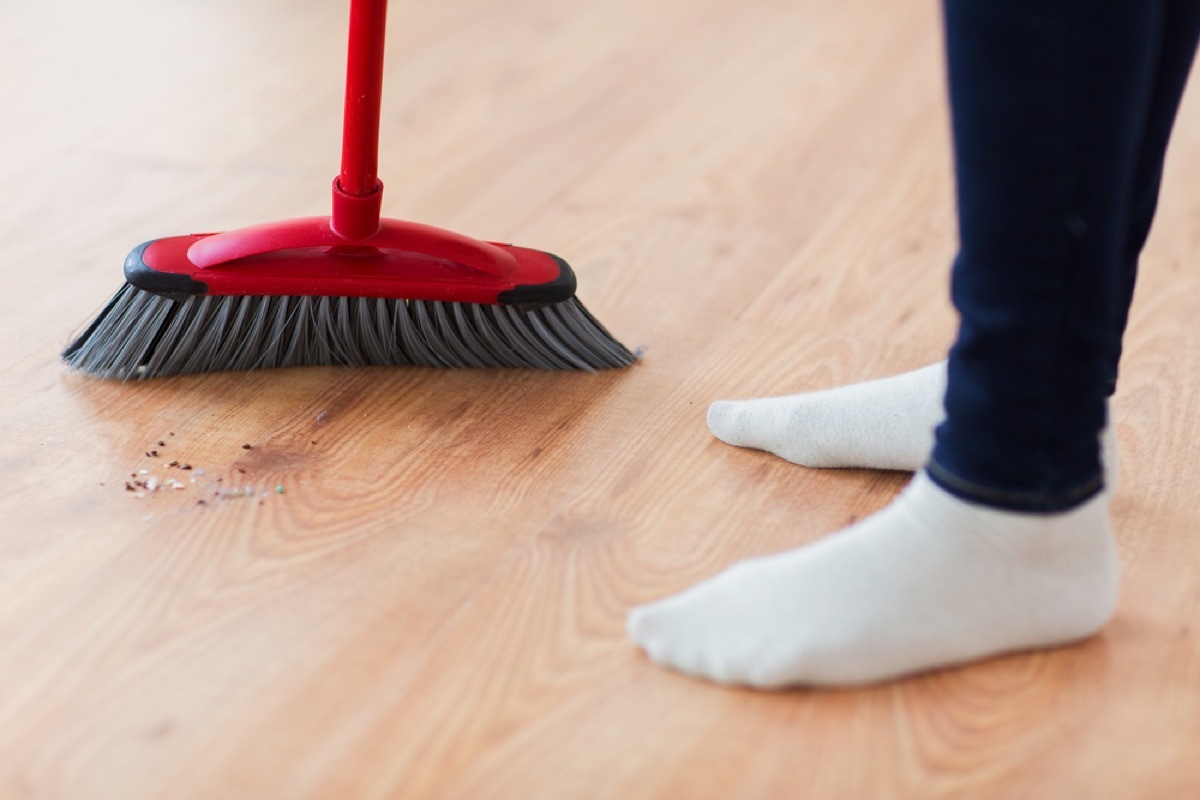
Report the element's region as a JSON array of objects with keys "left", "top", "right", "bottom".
[{"left": 2, "top": 0, "right": 1198, "bottom": 797}]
